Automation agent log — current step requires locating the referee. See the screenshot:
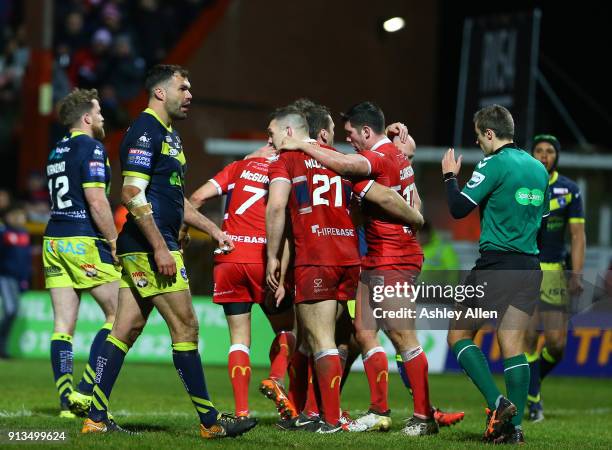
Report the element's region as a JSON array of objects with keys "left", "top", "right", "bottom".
[{"left": 441, "top": 105, "right": 549, "bottom": 444}]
